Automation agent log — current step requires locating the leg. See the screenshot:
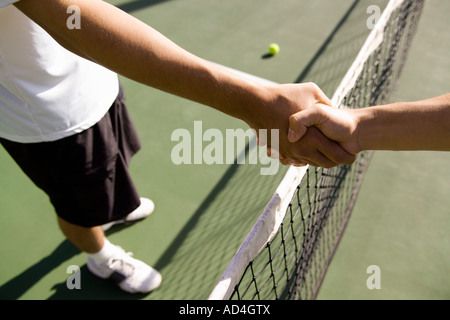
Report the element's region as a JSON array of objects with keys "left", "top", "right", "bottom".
[
  {"left": 1, "top": 94, "right": 161, "bottom": 293},
  {"left": 57, "top": 217, "right": 104, "bottom": 254}
]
